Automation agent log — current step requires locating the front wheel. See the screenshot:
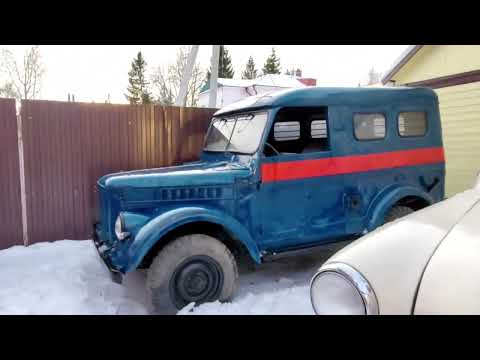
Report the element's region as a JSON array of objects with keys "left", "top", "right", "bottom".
[{"left": 146, "top": 234, "right": 238, "bottom": 314}]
